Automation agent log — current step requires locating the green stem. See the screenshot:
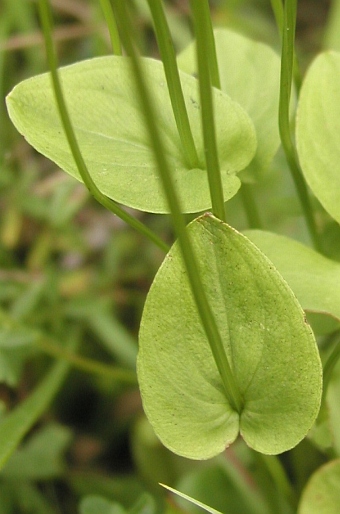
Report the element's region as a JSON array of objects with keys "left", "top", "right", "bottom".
[
  {"left": 279, "top": 0, "right": 321, "bottom": 251},
  {"left": 199, "top": 0, "right": 221, "bottom": 89},
  {"left": 270, "top": 0, "right": 284, "bottom": 30},
  {"left": 147, "top": 0, "right": 199, "bottom": 169},
  {"left": 38, "top": 0, "right": 169, "bottom": 254},
  {"left": 99, "top": 0, "right": 122, "bottom": 55},
  {"left": 114, "top": 0, "right": 243, "bottom": 414},
  {"left": 257, "top": 453, "right": 297, "bottom": 513},
  {"left": 240, "top": 183, "right": 262, "bottom": 229},
  {"left": 37, "top": 337, "right": 138, "bottom": 386},
  {"left": 270, "top": 0, "right": 302, "bottom": 93},
  {"left": 189, "top": 0, "right": 226, "bottom": 222},
  {"left": 322, "top": 330, "right": 340, "bottom": 400}
]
